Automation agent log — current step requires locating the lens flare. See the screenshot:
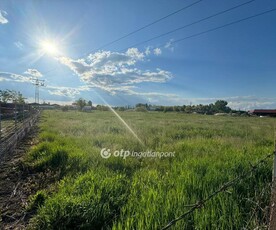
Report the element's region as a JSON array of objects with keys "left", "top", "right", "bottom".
[
  {"left": 96, "top": 94, "right": 144, "bottom": 146},
  {"left": 40, "top": 40, "right": 59, "bottom": 56}
]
